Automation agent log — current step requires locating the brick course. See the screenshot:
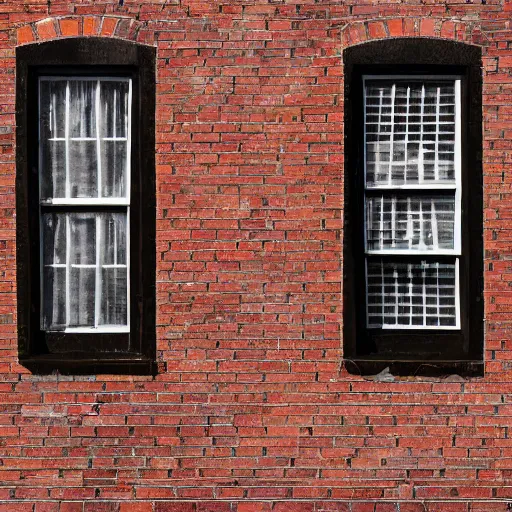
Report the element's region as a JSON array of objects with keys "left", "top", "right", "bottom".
[{"left": 1, "top": 0, "right": 512, "bottom": 509}]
